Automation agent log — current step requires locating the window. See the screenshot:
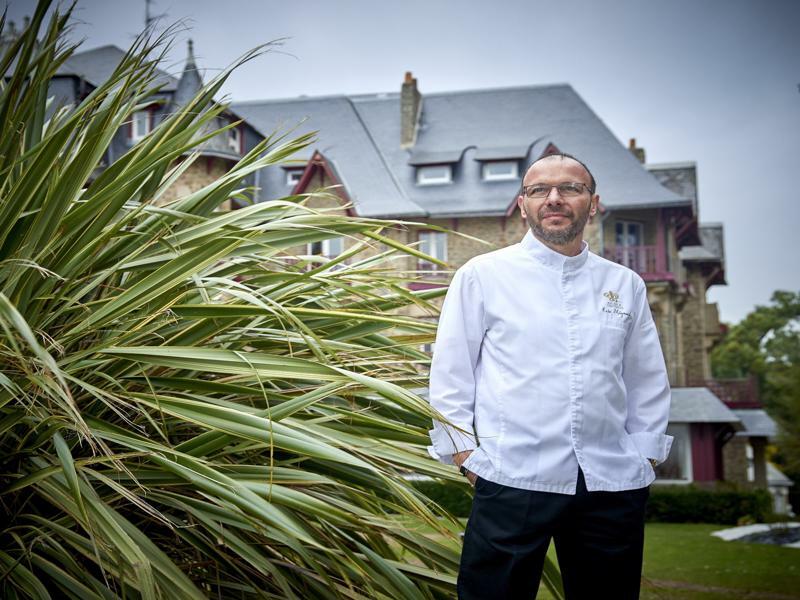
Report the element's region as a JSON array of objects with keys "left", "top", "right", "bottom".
[
  {"left": 130, "top": 110, "right": 152, "bottom": 141},
  {"left": 416, "top": 165, "right": 452, "bottom": 185},
  {"left": 615, "top": 220, "right": 646, "bottom": 271},
  {"left": 615, "top": 220, "right": 643, "bottom": 247},
  {"left": 654, "top": 423, "right": 692, "bottom": 483},
  {"left": 308, "top": 237, "right": 344, "bottom": 259},
  {"left": 228, "top": 124, "right": 241, "bottom": 154},
  {"left": 418, "top": 231, "right": 447, "bottom": 270},
  {"left": 481, "top": 160, "right": 518, "bottom": 181},
  {"left": 286, "top": 169, "right": 304, "bottom": 185}
]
